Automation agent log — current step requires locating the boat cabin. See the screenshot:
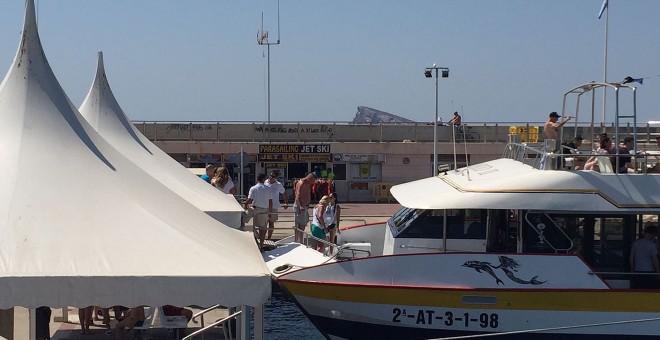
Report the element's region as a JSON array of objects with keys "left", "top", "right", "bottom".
[{"left": 383, "top": 207, "right": 654, "bottom": 276}]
